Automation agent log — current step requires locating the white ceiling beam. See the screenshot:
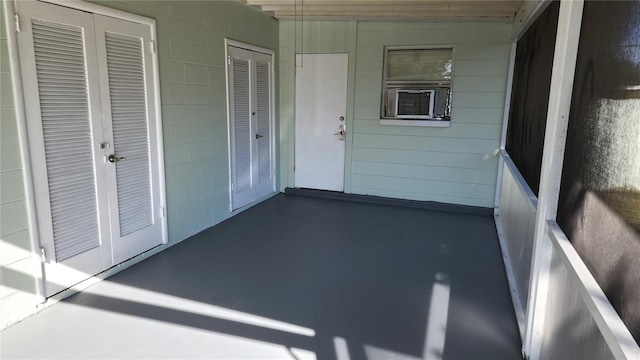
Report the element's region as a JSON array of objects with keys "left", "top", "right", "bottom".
[
  {"left": 248, "top": 0, "right": 521, "bottom": 4},
  {"left": 274, "top": 10, "right": 514, "bottom": 18},
  {"left": 260, "top": 4, "right": 520, "bottom": 11},
  {"left": 242, "top": 0, "right": 522, "bottom": 20}
]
